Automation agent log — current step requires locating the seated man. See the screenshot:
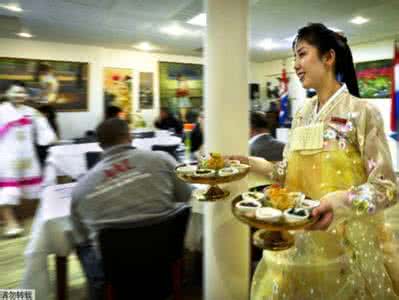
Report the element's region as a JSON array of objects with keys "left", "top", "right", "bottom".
[
  {"left": 154, "top": 107, "right": 183, "bottom": 135},
  {"left": 70, "top": 118, "right": 192, "bottom": 300},
  {"left": 249, "top": 111, "right": 285, "bottom": 161}
]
